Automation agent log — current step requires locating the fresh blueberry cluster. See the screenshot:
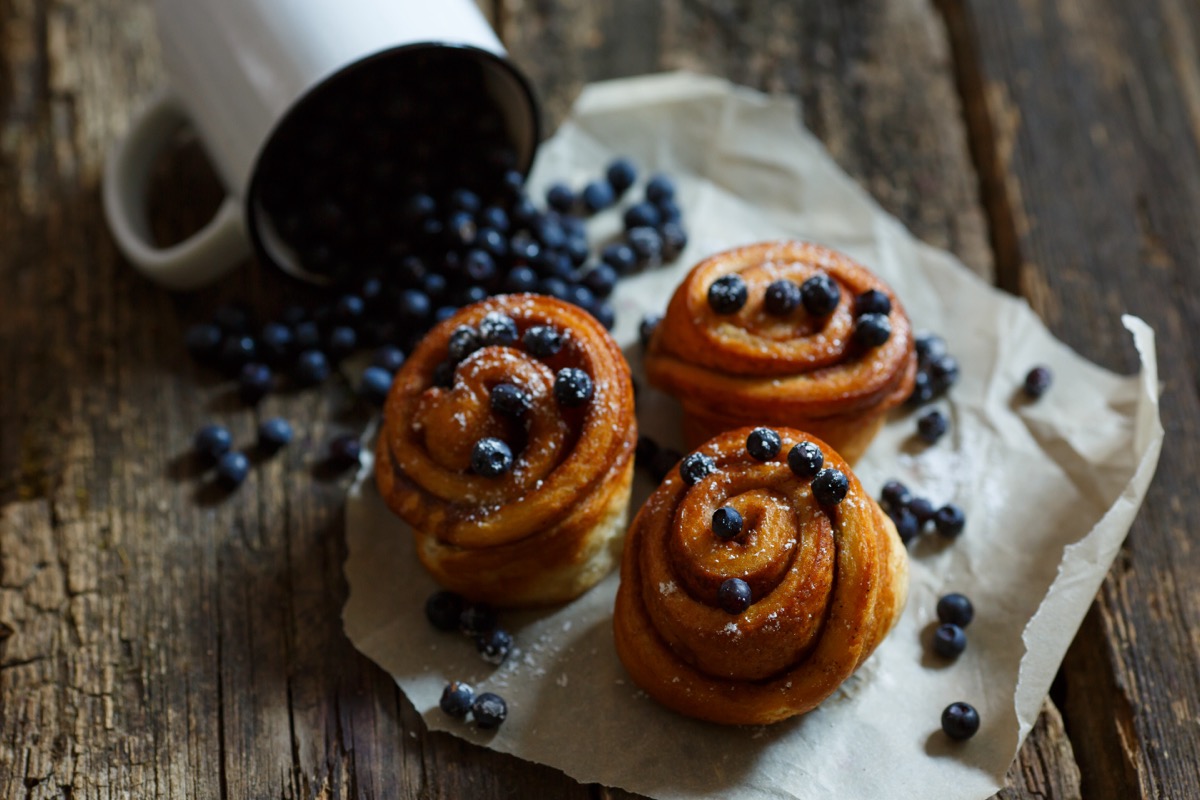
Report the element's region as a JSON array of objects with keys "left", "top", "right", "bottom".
[
  {"left": 191, "top": 418, "right": 294, "bottom": 490},
  {"left": 424, "top": 589, "right": 515, "bottom": 667},
  {"left": 438, "top": 681, "right": 508, "bottom": 730},
  {"left": 934, "top": 592, "right": 975, "bottom": 659},
  {"left": 425, "top": 589, "right": 512, "bottom": 729},
  {"left": 908, "top": 332, "right": 959, "bottom": 406},
  {"left": 878, "top": 480, "right": 966, "bottom": 545}
]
